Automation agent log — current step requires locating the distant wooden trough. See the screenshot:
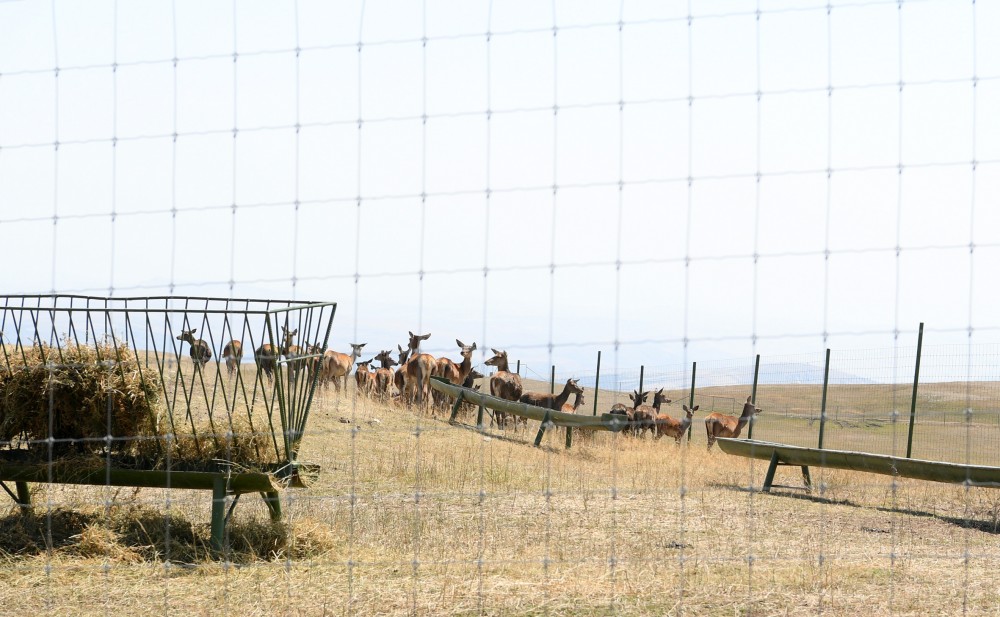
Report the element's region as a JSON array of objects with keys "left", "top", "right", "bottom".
[
  {"left": 430, "top": 377, "right": 627, "bottom": 447},
  {"left": 716, "top": 438, "right": 1000, "bottom": 492}
]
